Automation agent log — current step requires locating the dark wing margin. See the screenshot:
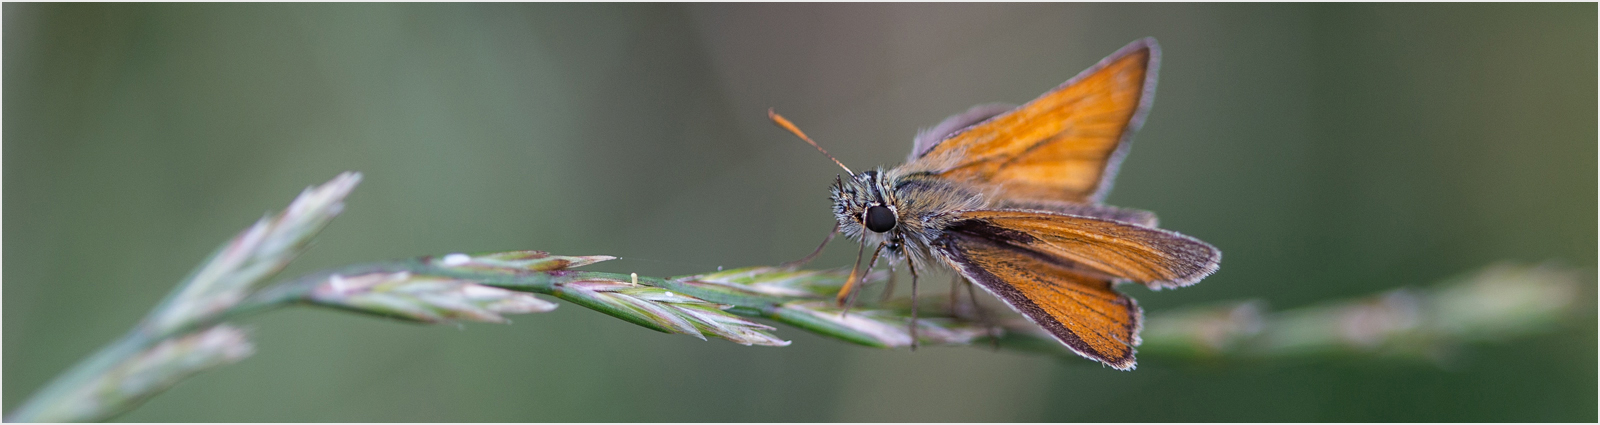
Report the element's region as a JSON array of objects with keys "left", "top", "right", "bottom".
[
  {"left": 1089, "top": 36, "right": 1161, "bottom": 202},
  {"left": 933, "top": 225, "right": 1143, "bottom": 370}
]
